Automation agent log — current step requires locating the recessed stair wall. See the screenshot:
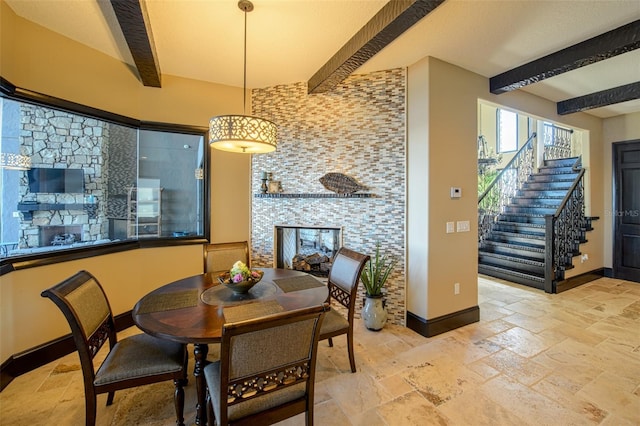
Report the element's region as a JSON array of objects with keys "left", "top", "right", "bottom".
[{"left": 478, "top": 157, "right": 596, "bottom": 293}]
